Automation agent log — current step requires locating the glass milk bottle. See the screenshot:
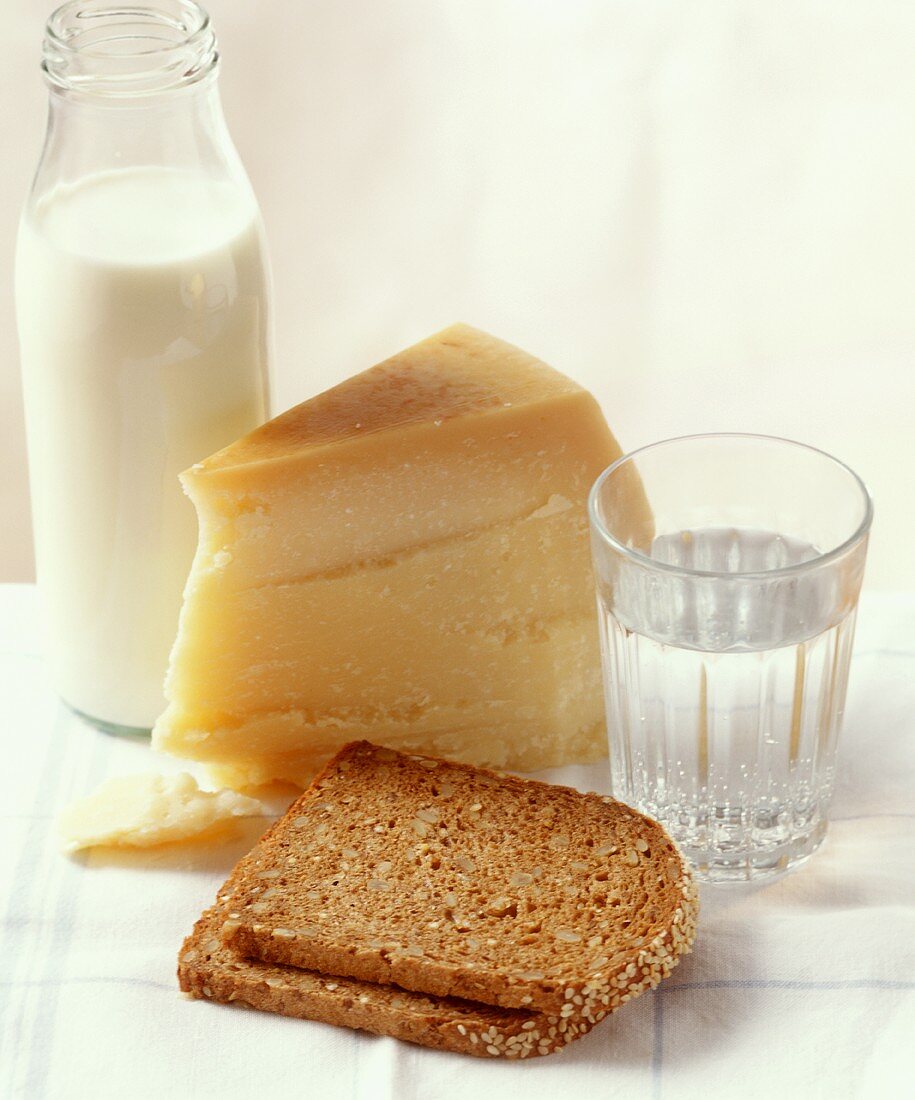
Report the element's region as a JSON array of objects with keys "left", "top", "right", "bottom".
[{"left": 16, "top": 2, "right": 271, "bottom": 734}]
